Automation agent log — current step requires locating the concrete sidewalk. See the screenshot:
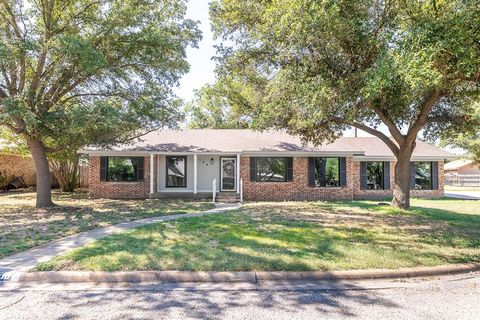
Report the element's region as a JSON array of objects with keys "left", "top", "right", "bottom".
[{"left": 0, "top": 203, "right": 241, "bottom": 276}]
